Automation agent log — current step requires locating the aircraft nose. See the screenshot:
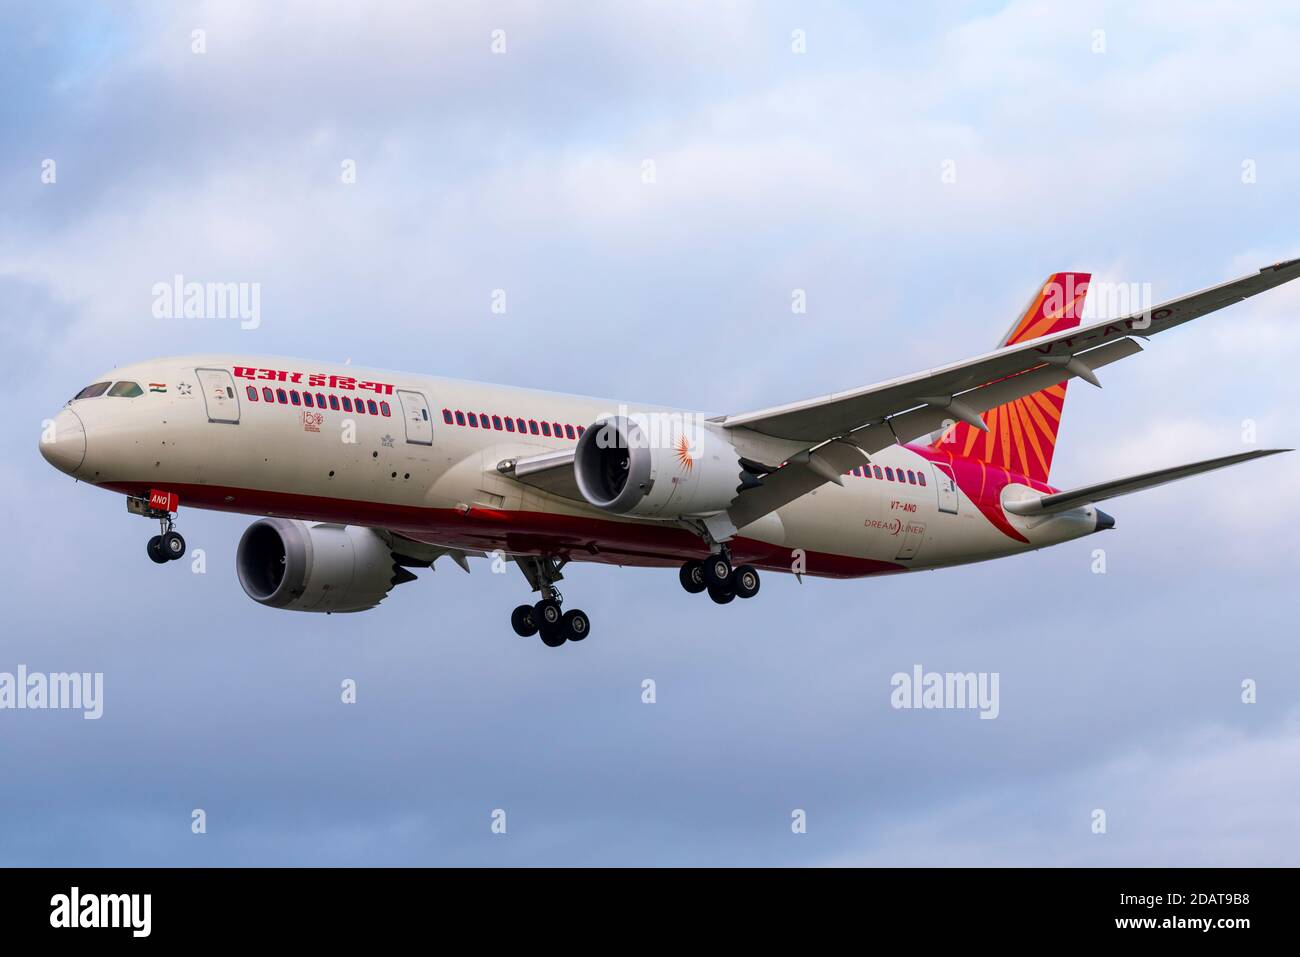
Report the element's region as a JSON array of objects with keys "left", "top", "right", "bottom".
[{"left": 40, "top": 407, "right": 86, "bottom": 475}]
